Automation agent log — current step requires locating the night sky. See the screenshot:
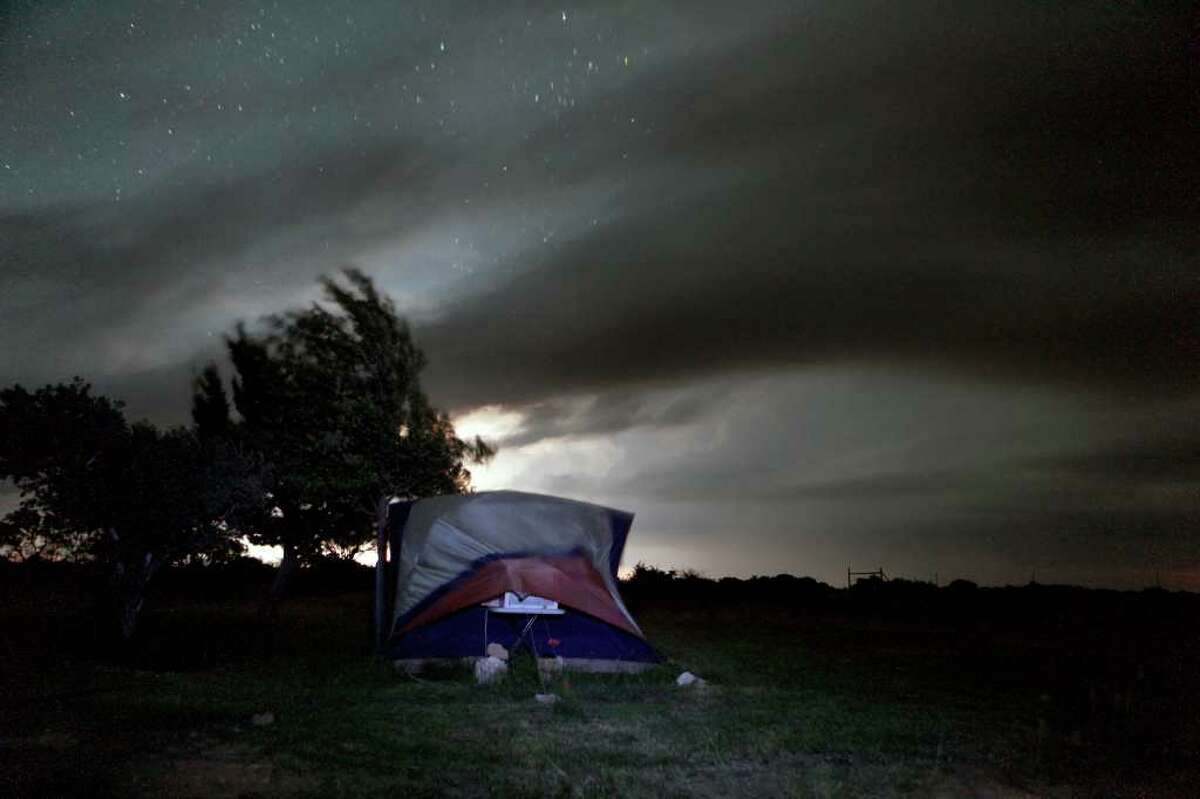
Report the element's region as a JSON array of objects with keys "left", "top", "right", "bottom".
[{"left": 2, "top": 1, "right": 1197, "bottom": 588}]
